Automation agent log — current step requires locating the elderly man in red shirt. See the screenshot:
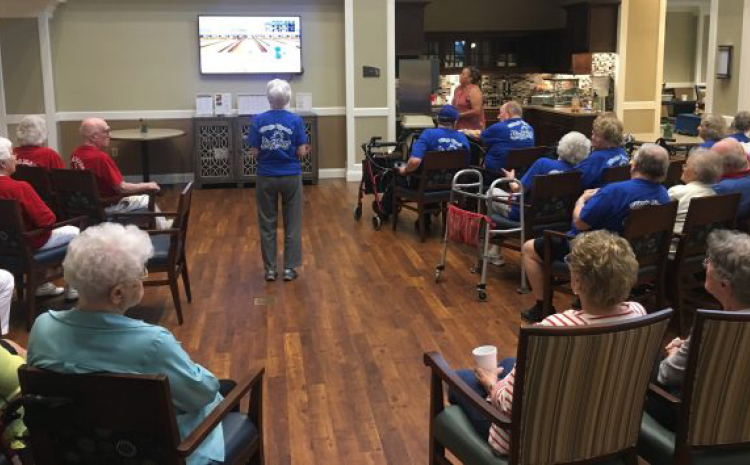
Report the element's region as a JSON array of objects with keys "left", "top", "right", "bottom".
[
  {"left": 0, "top": 137, "right": 79, "bottom": 299},
  {"left": 71, "top": 118, "right": 170, "bottom": 228}
]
